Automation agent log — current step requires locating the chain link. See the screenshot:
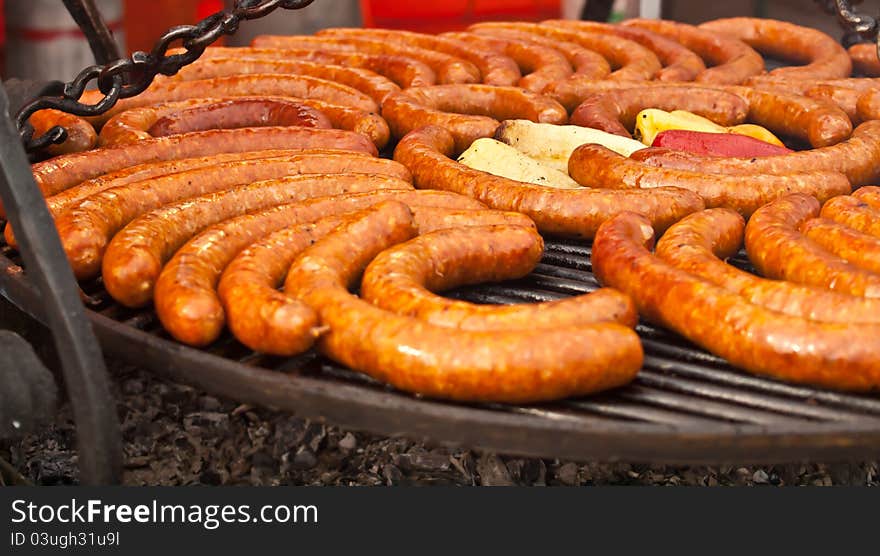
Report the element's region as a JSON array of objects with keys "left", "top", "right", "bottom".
[
  {"left": 16, "top": 0, "right": 315, "bottom": 153},
  {"left": 815, "top": 0, "right": 880, "bottom": 51}
]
